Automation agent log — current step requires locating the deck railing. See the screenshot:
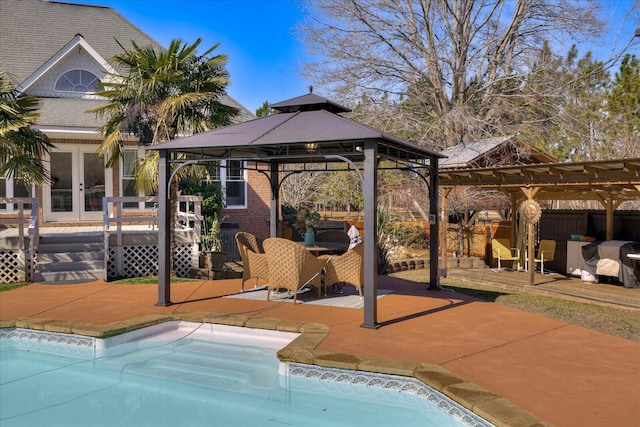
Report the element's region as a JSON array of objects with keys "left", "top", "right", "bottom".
[
  {"left": 103, "top": 196, "right": 203, "bottom": 280},
  {"left": 0, "top": 197, "right": 39, "bottom": 282}
]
